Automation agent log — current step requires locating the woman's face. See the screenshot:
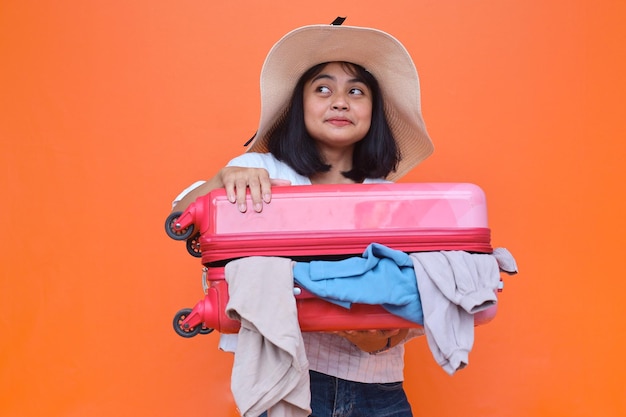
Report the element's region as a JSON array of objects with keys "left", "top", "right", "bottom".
[{"left": 302, "top": 62, "right": 373, "bottom": 152}]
